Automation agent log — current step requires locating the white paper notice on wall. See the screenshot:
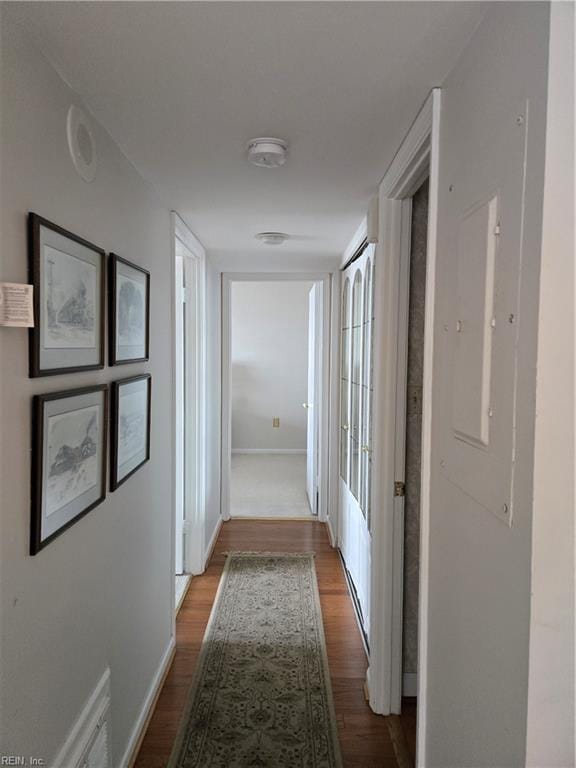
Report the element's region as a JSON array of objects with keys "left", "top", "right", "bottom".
[{"left": 0, "top": 282, "right": 34, "bottom": 327}]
